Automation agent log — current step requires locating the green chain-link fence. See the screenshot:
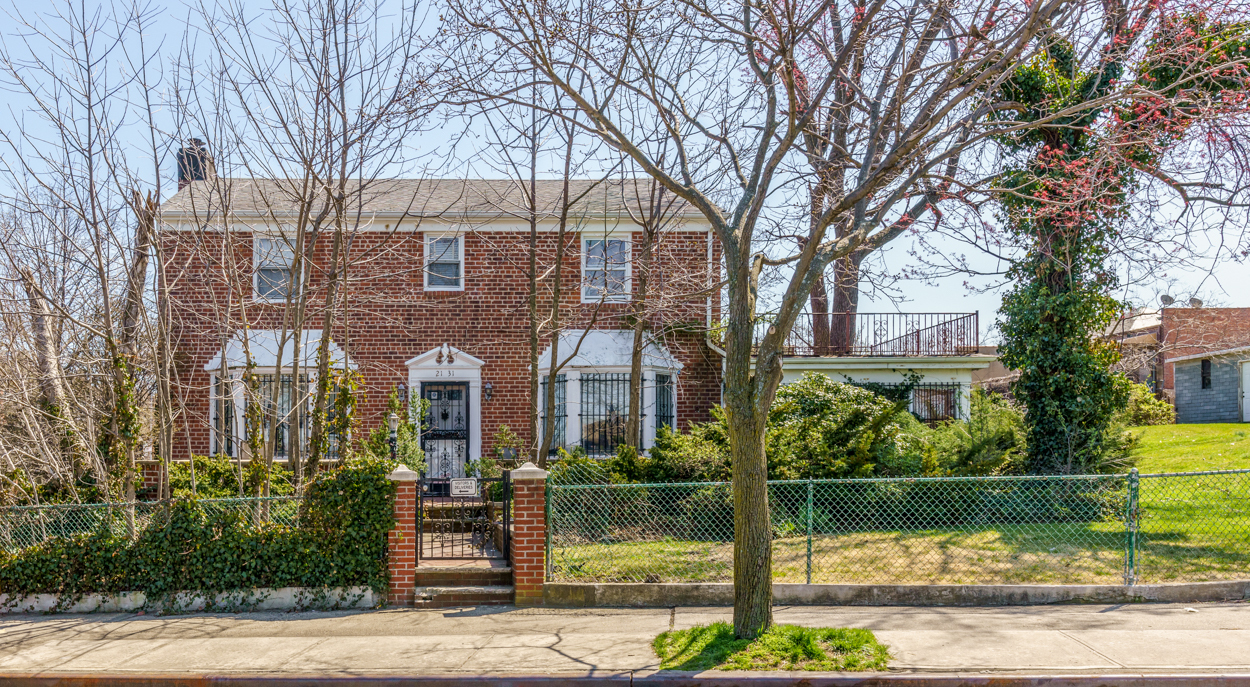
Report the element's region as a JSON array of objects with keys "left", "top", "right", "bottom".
[
  {"left": 0, "top": 497, "right": 302, "bottom": 553},
  {"left": 548, "top": 469, "right": 1250, "bottom": 585}
]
